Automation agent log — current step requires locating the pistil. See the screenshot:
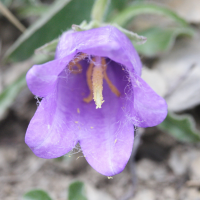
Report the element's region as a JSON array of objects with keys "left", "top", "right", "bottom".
[
  {"left": 92, "top": 57, "right": 104, "bottom": 109},
  {"left": 69, "top": 53, "right": 121, "bottom": 109}
]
